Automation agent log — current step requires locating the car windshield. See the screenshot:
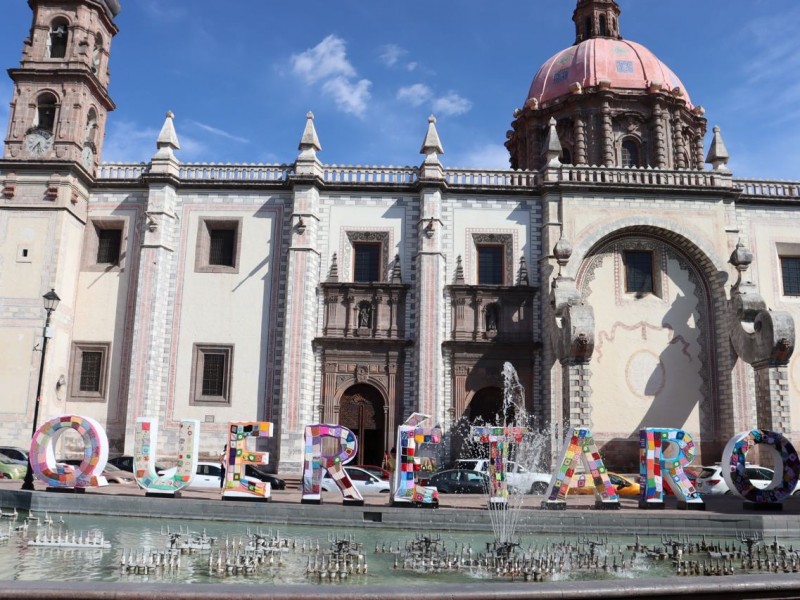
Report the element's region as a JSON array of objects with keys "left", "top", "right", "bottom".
[
  {"left": 458, "top": 460, "right": 478, "bottom": 470},
  {"left": 0, "top": 455, "right": 12, "bottom": 465}
]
